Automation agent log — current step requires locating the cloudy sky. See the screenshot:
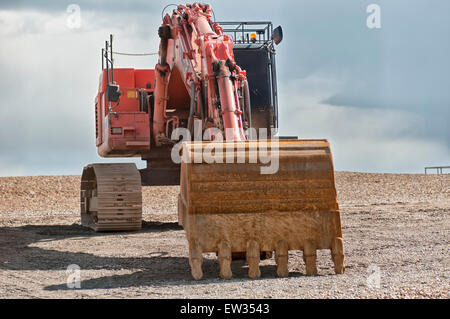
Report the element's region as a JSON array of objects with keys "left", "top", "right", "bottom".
[{"left": 0, "top": 0, "right": 448, "bottom": 176}]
